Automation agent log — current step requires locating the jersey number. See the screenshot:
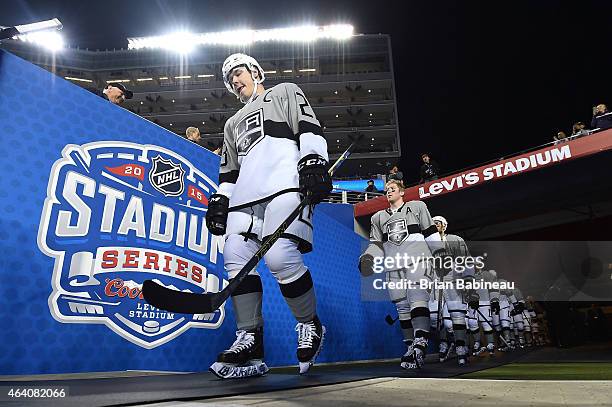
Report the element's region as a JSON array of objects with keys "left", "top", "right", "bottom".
[{"left": 295, "top": 92, "right": 314, "bottom": 118}]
